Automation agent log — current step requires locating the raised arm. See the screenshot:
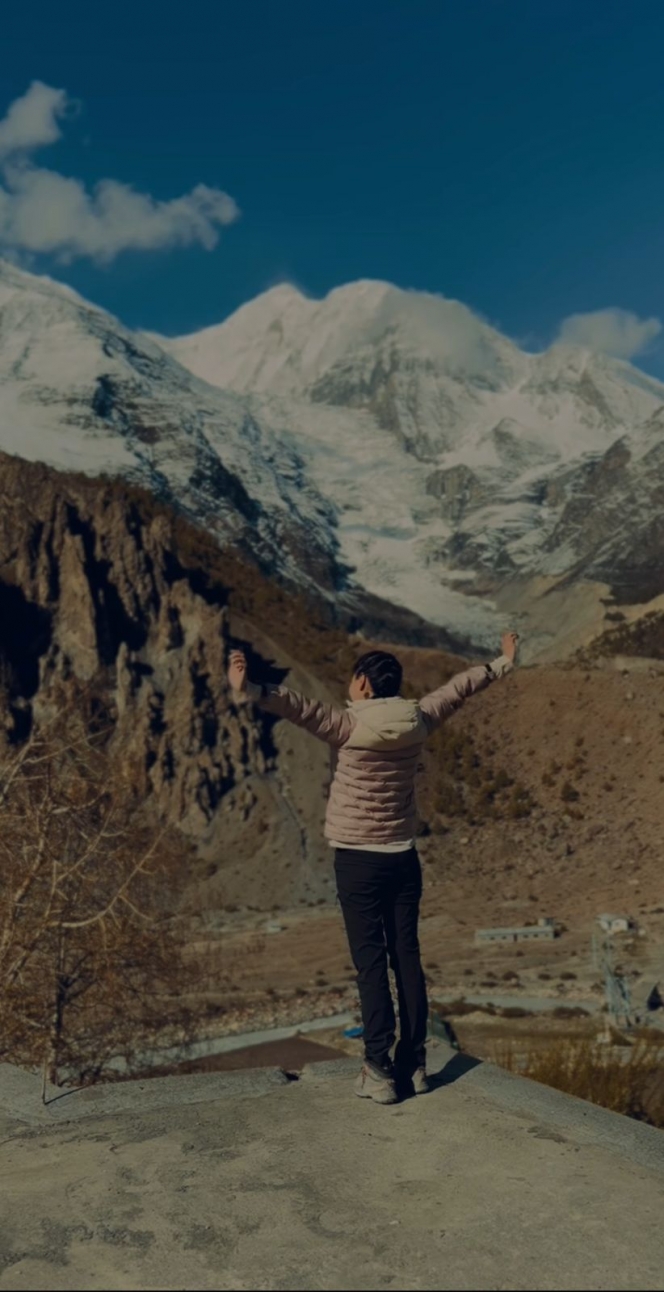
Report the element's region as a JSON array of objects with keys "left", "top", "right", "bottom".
[
  {"left": 419, "top": 632, "right": 518, "bottom": 732},
  {"left": 227, "top": 650, "right": 353, "bottom": 748}
]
